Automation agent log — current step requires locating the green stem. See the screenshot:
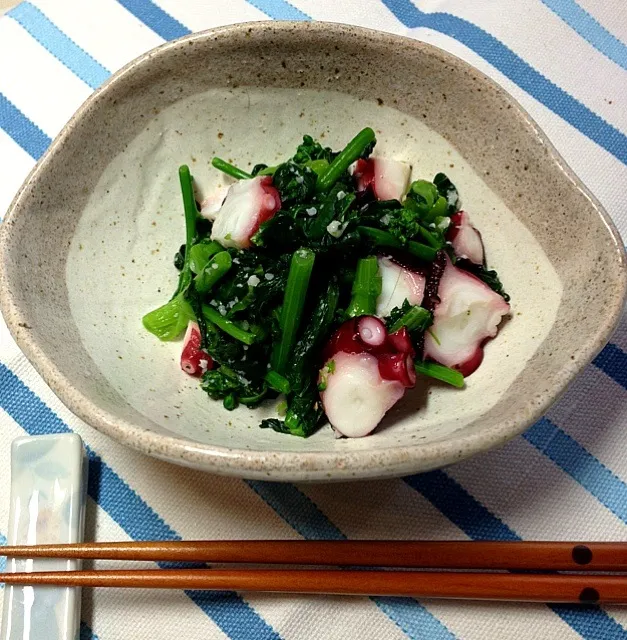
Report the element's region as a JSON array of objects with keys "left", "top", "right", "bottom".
[
  {"left": 264, "top": 370, "right": 291, "bottom": 394},
  {"left": 407, "top": 240, "right": 438, "bottom": 262},
  {"left": 345, "top": 256, "right": 381, "bottom": 318},
  {"left": 202, "top": 304, "right": 257, "bottom": 345},
  {"left": 389, "top": 306, "right": 432, "bottom": 333},
  {"left": 194, "top": 251, "right": 232, "bottom": 294},
  {"left": 305, "top": 159, "right": 329, "bottom": 176},
  {"left": 423, "top": 195, "right": 448, "bottom": 222},
  {"left": 271, "top": 248, "right": 316, "bottom": 374},
  {"left": 239, "top": 388, "right": 268, "bottom": 406},
  {"left": 414, "top": 361, "right": 465, "bottom": 388},
  {"left": 316, "top": 127, "right": 375, "bottom": 192},
  {"left": 211, "top": 157, "right": 252, "bottom": 180},
  {"left": 358, "top": 226, "right": 437, "bottom": 262},
  {"left": 174, "top": 165, "right": 199, "bottom": 296},
  {"left": 358, "top": 226, "right": 402, "bottom": 249},
  {"left": 417, "top": 225, "right": 442, "bottom": 249}
]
